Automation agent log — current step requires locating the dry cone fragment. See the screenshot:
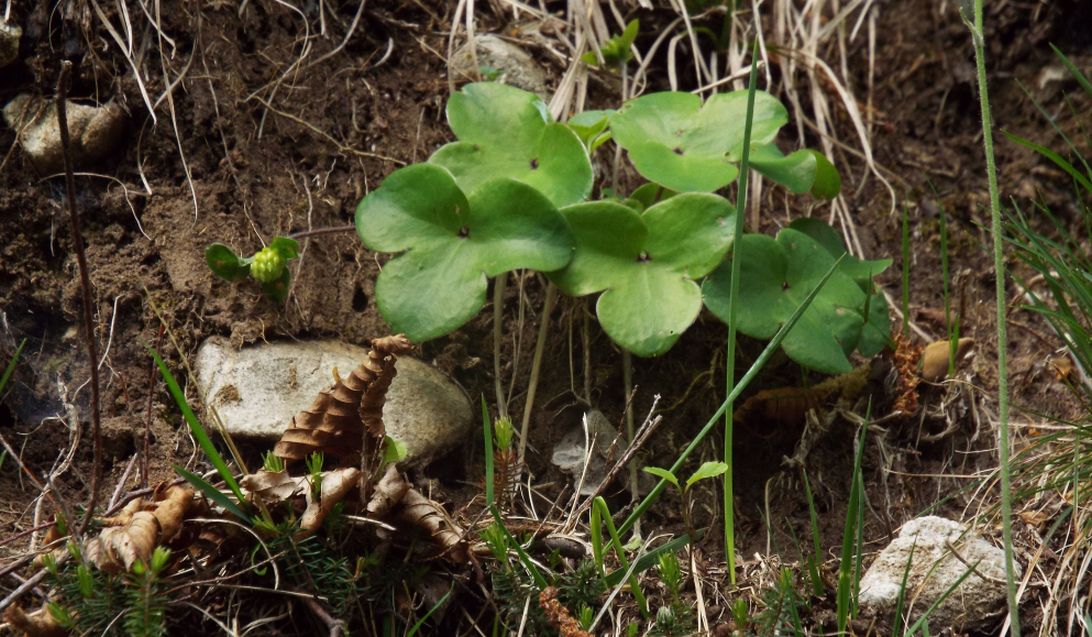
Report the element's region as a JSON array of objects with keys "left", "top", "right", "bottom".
[{"left": 274, "top": 335, "right": 412, "bottom": 463}]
